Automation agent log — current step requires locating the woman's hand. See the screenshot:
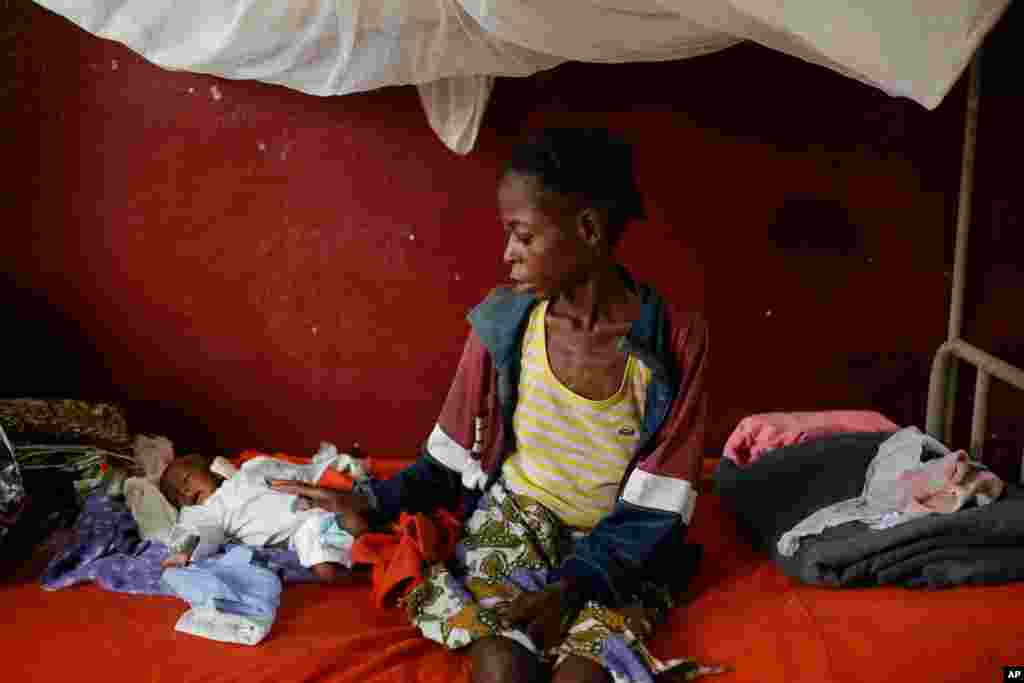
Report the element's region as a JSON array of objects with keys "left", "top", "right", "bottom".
[
  {"left": 498, "top": 580, "right": 572, "bottom": 652},
  {"left": 268, "top": 480, "right": 372, "bottom": 536},
  {"left": 160, "top": 552, "right": 191, "bottom": 569}
]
